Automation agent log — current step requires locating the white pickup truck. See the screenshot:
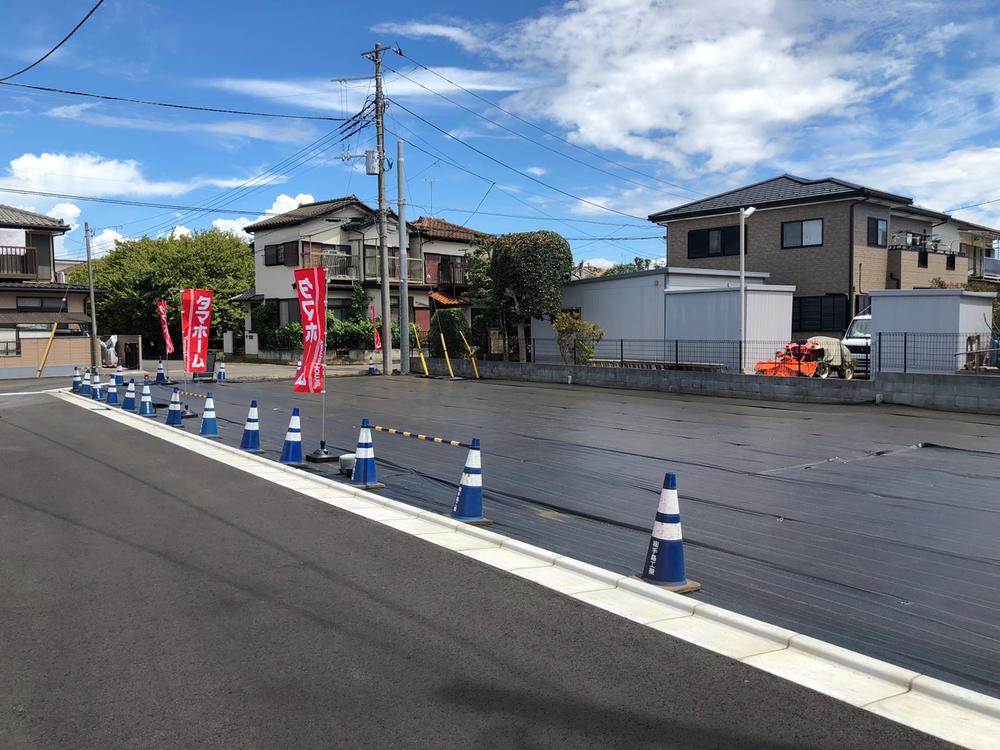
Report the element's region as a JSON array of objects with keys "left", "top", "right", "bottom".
[{"left": 842, "top": 314, "right": 871, "bottom": 377}]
